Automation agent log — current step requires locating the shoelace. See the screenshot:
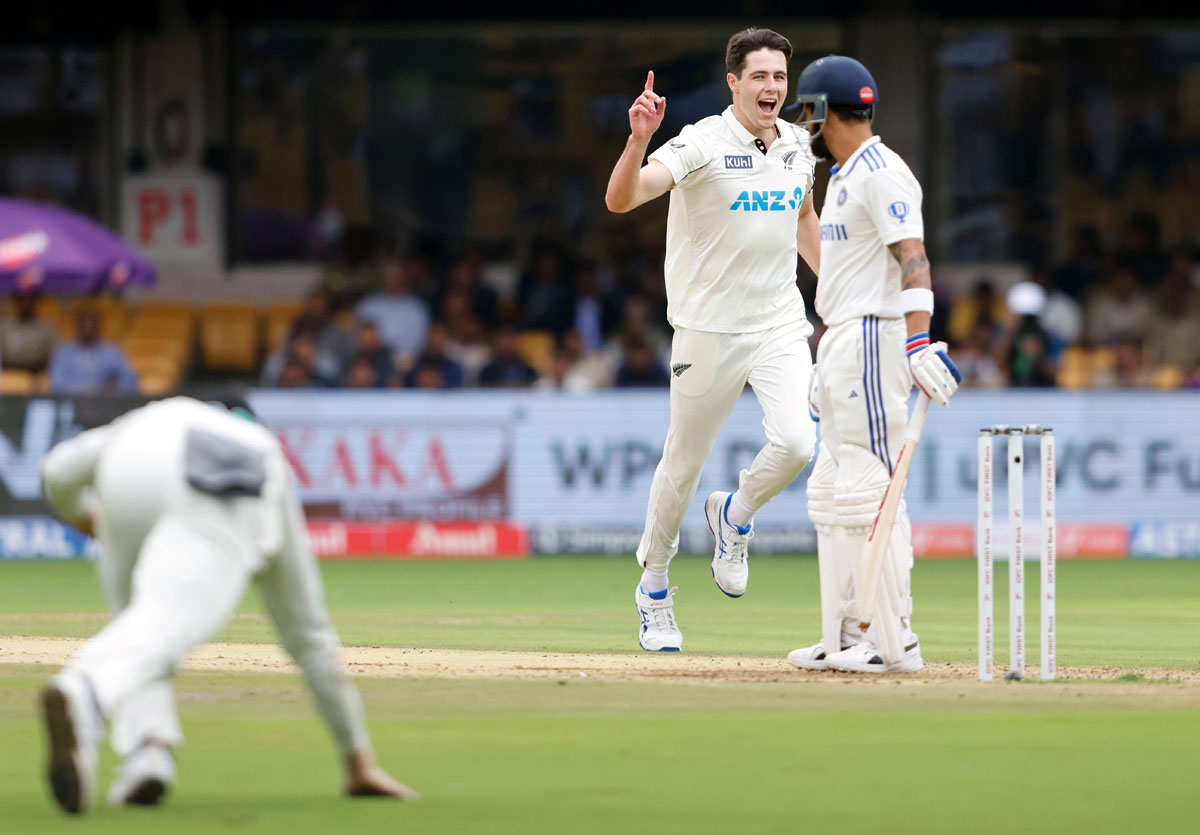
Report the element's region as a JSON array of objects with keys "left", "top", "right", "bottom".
[
  {"left": 721, "top": 527, "right": 754, "bottom": 564},
  {"left": 645, "top": 587, "right": 679, "bottom": 631}
]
